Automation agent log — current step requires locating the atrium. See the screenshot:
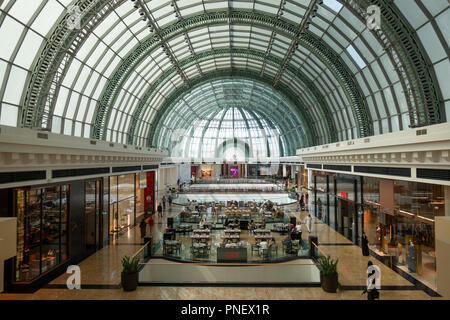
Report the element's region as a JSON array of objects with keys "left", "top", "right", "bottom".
[{"left": 0, "top": 0, "right": 449, "bottom": 304}]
